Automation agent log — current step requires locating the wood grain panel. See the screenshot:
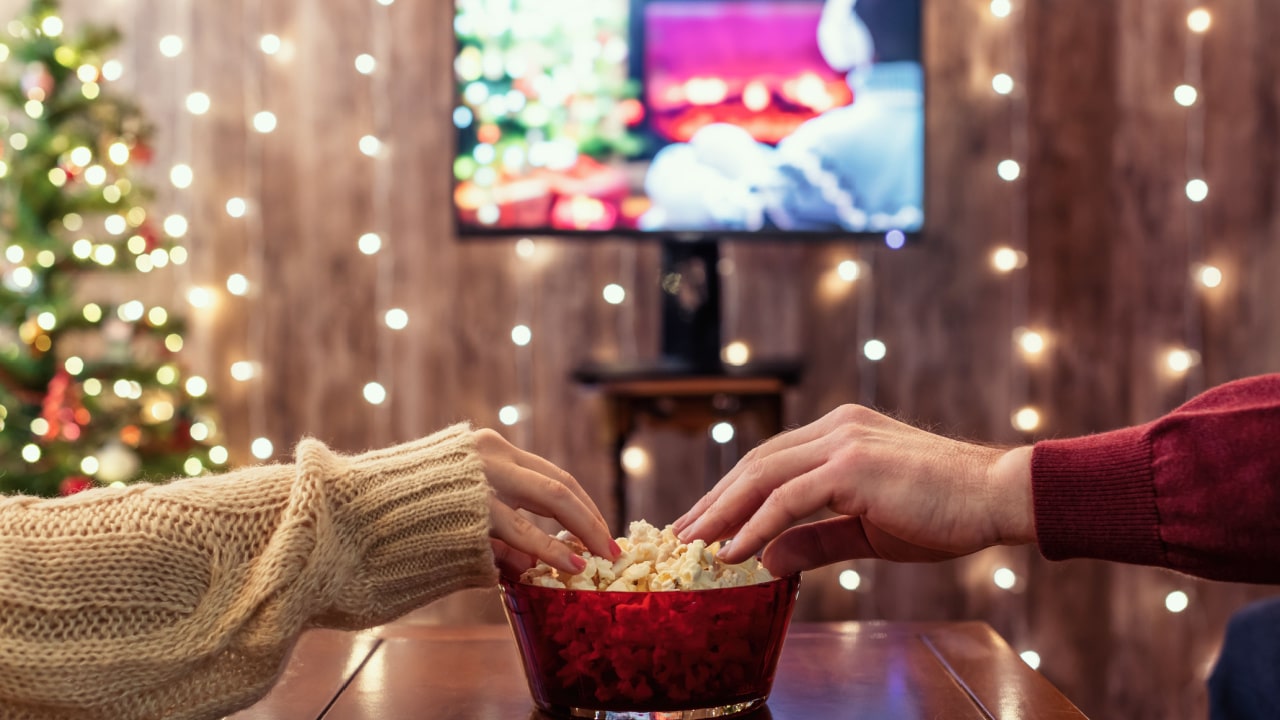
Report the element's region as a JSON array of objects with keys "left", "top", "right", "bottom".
[{"left": 12, "top": 0, "right": 1279, "bottom": 718}]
